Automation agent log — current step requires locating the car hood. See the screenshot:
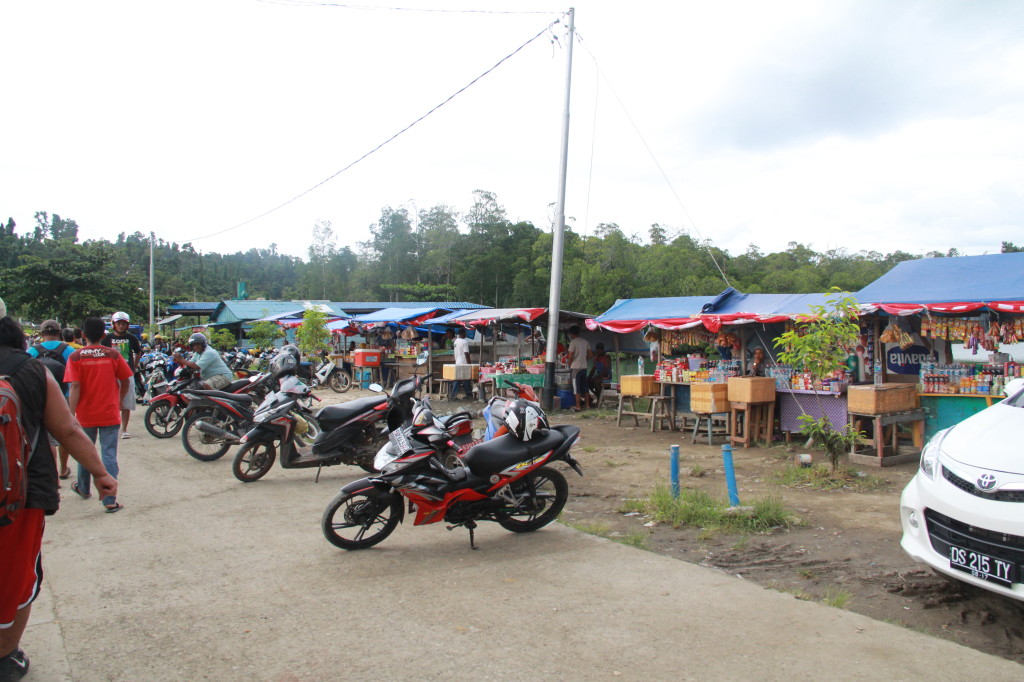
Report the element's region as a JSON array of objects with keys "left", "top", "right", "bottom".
[{"left": 942, "top": 401, "right": 1024, "bottom": 475}]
